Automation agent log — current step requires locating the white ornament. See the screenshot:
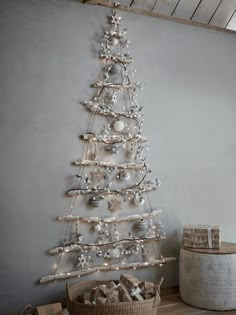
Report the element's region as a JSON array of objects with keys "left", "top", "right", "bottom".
[
  {"left": 94, "top": 223, "right": 102, "bottom": 232},
  {"left": 111, "top": 37, "right": 119, "bottom": 46},
  {"left": 133, "top": 195, "right": 145, "bottom": 206},
  {"left": 110, "top": 247, "right": 120, "bottom": 259},
  {"left": 119, "top": 170, "right": 131, "bottom": 181},
  {"left": 113, "top": 120, "right": 124, "bottom": 132}
]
